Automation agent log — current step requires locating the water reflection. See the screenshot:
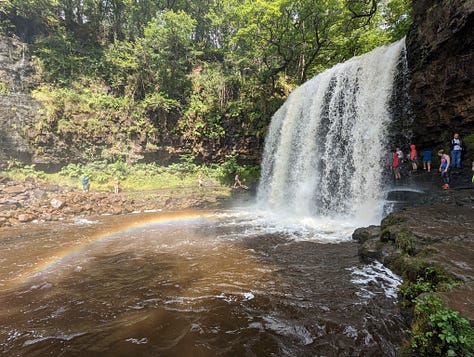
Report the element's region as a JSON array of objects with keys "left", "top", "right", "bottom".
[{"left": 0, "top": 210, "right": 406, "bottom": 356}]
